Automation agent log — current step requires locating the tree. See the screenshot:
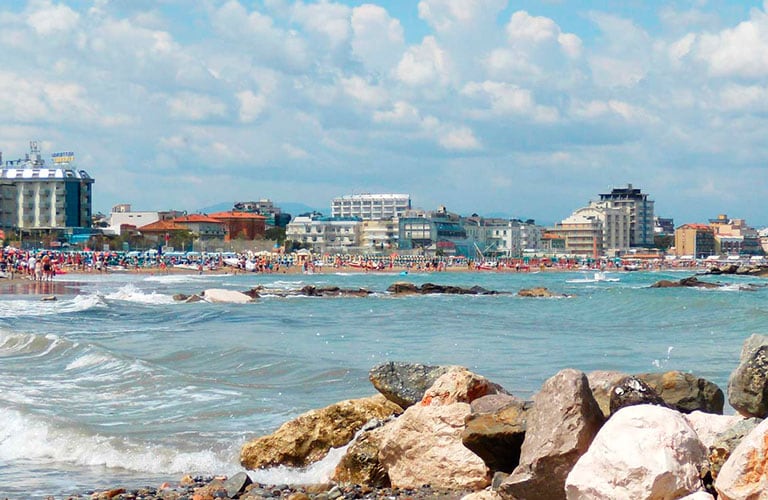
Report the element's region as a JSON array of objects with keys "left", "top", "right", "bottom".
[{"left": 265, "top": 226, "right": 286, "bottom": 244}]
